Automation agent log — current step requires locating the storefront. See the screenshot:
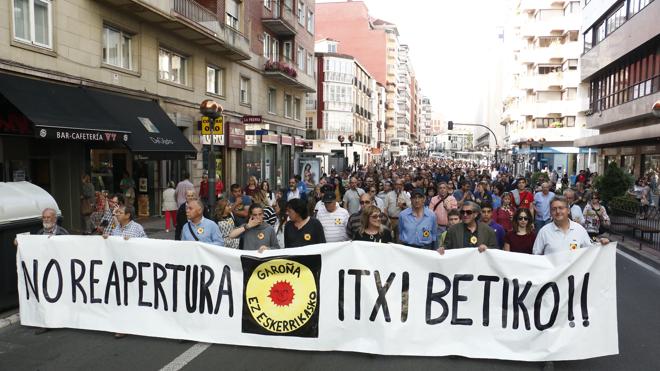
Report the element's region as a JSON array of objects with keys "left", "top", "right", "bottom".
[{"left": 0, "top": 72, "right": 196, "bottom": 231}]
